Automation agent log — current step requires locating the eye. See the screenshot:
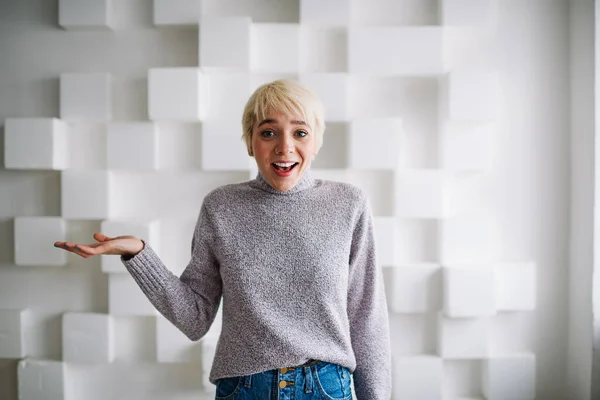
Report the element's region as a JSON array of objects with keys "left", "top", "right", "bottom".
[
  {"left": 295, "top": 130, "right": 308, "bottom": 138},
  {"left": 261, "top": 130, "right": 275, "bottom": 138}
]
